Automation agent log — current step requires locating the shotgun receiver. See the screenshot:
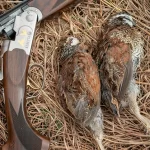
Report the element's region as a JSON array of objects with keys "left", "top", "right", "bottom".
[{"left": 0, "top": 0, "right": 80, "bottom": 150}]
